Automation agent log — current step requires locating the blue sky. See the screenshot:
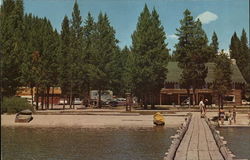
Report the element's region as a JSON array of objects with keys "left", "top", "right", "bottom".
[{"left": 6, "top": 0, "right": 250, "bottom": 53}]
